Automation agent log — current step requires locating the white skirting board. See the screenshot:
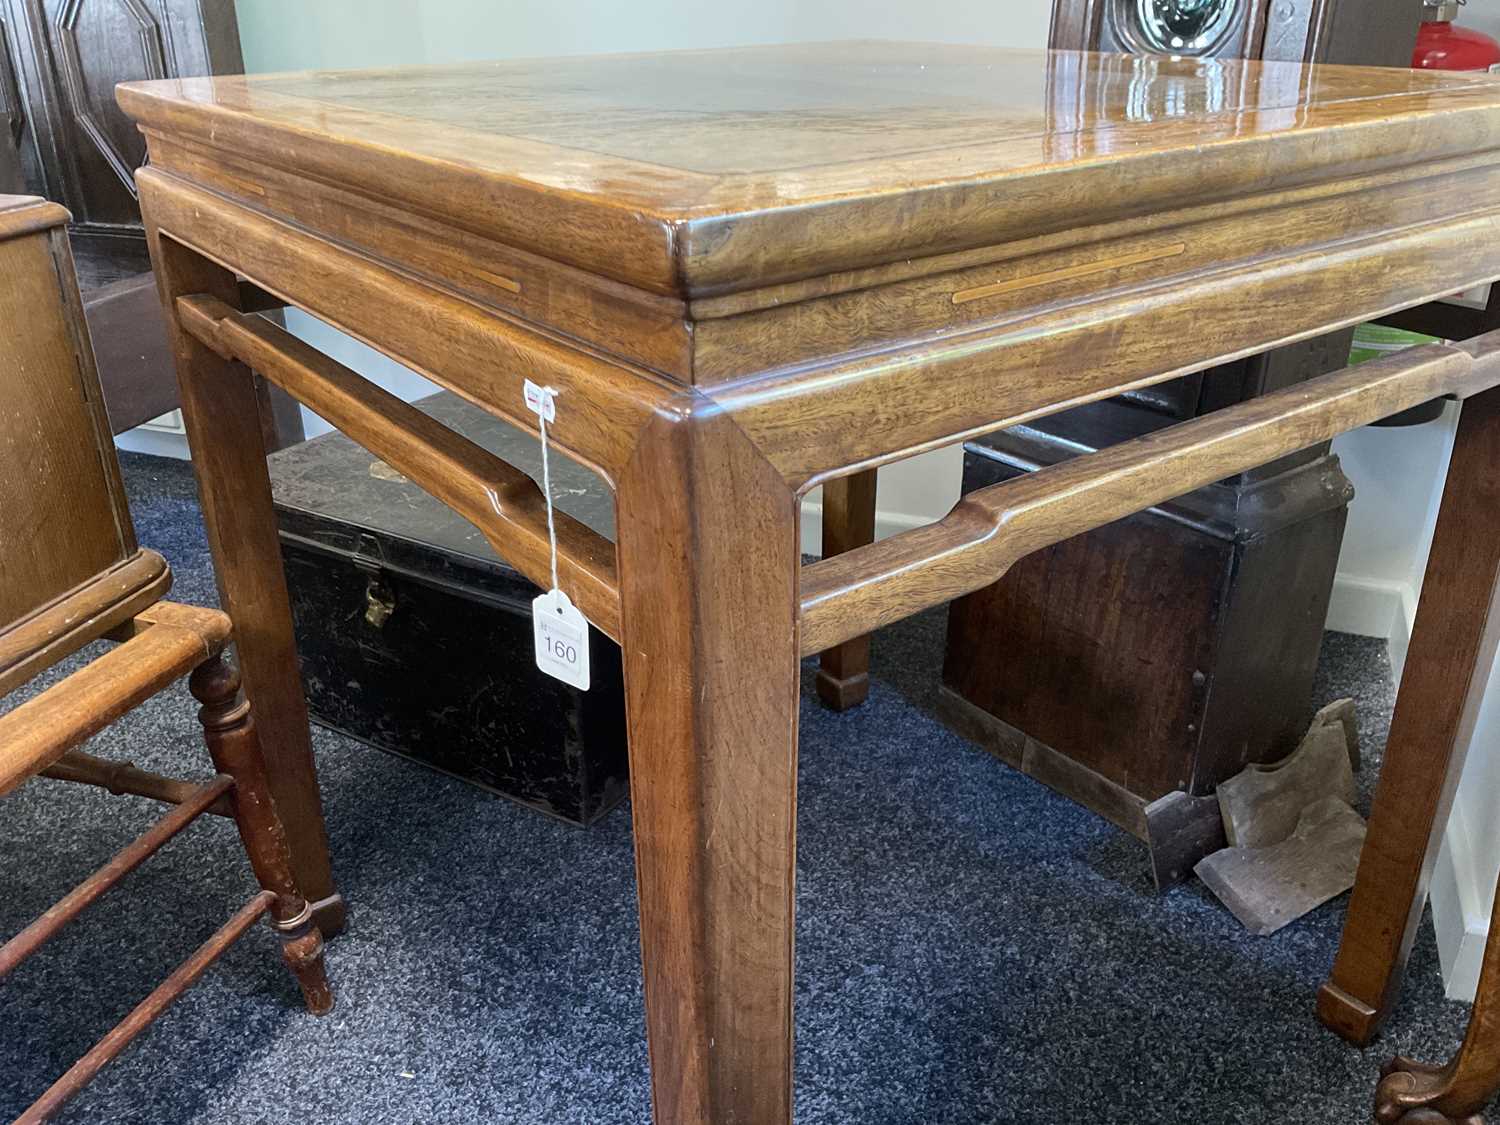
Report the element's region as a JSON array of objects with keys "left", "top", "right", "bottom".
[
  {"left": 114, "top": 423, "right": 192, "bottom": 461},
  {"left": 1434, "top": 805, "right": 1489, "bottom": 1003}
]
